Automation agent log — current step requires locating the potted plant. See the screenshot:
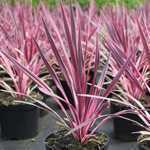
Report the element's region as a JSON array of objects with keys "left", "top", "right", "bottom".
[
  {"left": 0, "top": 4, "right": 45, "bottom": 139},
  {"left": 103, "top": 5, "right": 149, "bottom": 141},
  {"left": 0, "top": 3, "right": 61, "bottom": 117},
  {"left": 1, "top": 3, "right": 133, "bottom": 149},
  {"left": 0, "top": 49, "right": 42, "bottom": 140},
  {"left": 136, "top": 5, "right": 150, "bottom": 148}
]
